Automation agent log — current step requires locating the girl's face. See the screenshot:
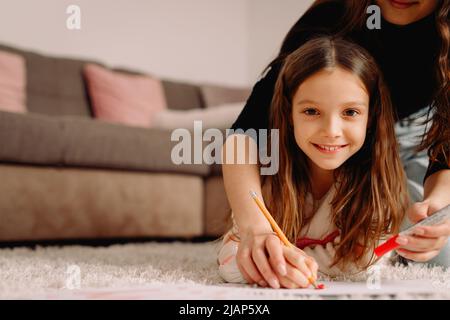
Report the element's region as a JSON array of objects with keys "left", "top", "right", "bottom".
[
  {"left": 292, "top": 67, "right": 369, "bottom": 172},
  {"left": 375, "top": 0, "right": 439, "bottom": 25}
]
